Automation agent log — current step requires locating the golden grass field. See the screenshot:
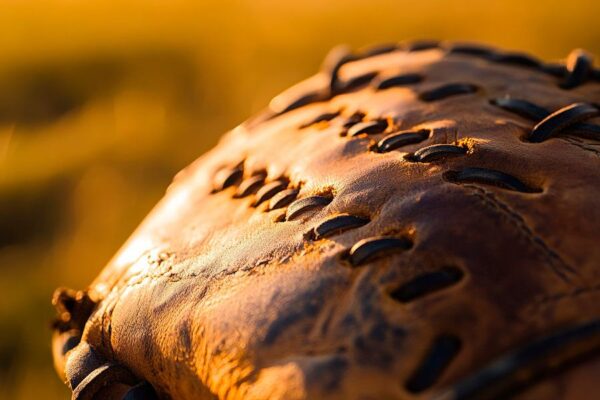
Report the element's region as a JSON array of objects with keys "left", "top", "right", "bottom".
[{"left": 1, "top": 0, "right": 599, "bottom": 398}]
